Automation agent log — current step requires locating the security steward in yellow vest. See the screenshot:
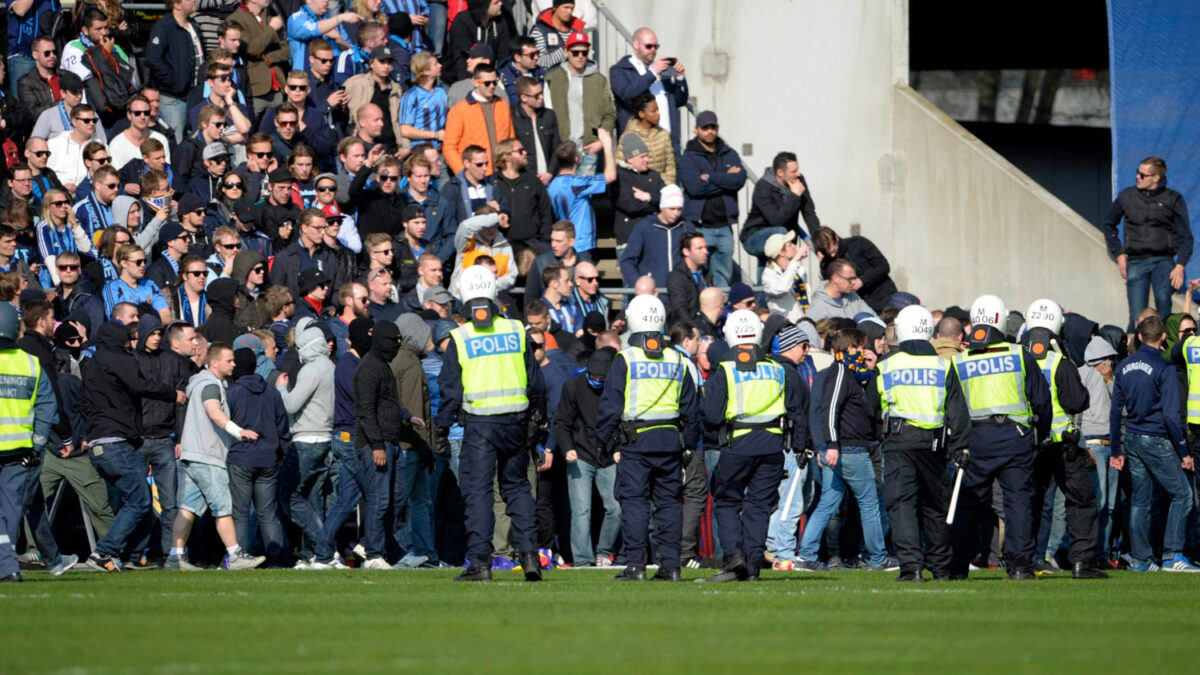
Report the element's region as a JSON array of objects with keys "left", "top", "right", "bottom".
[
  {"left": 1167, "top": 326, "right": 1200, "bottom": 456},
  {"left": 698, "top": 310, "right": 808, "bottom": 583},
  {"left": 865, "top": 305, "right": 970, "bottom": 582},
  {"left": 437, "top": 266, "right": 547, "bottom": 582},
  {"left": 946, "top": 295, "right": 1051, "bottom": 580},
  {"left": 1020, "top": 299, "right": 1107, "bottom": 579},
  {"left": 595, "top": 295, "right": 700, "bottom": 582},
  {"left": 0, "top": 303, "right": 58, "bottom": 582}
]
